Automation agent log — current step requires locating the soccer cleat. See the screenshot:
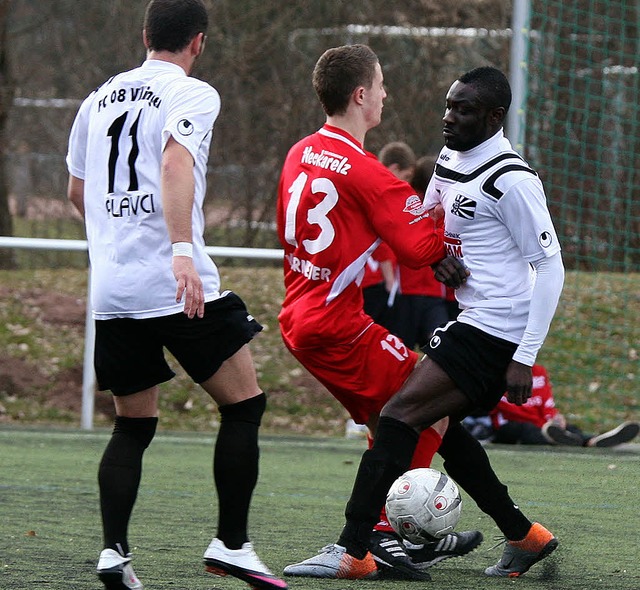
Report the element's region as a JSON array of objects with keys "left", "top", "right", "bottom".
[
  {"left": 541, "top": 422, "right": 583, "bottom": 446},
  {"left": 405, "top": 530, "right": 484, "bottom": 568},
  {"left": 368, "top": 530, "right": 432, "bottom": 581},
  {"left": 96, "top": 548, "right": 143, "bottom": 590},
  {"left": 588, "top": 421, "right": 640, "bottom": 448},
  {"left": 283, "top": 543, "right": 378, "bottom": 579},
  {"left": 485, "top": 522, "right": 558, "bottom": 577},
  {"left": 204, "top": 538, "right": 288, "bottom": 590}
]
